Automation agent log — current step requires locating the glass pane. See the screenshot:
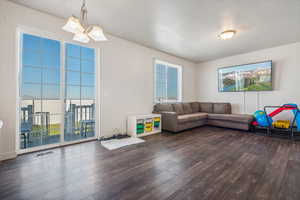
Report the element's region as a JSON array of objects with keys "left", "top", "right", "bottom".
[
  {"left": 64, "top": 100, "right": 82, "bottom": 141},
  {"left": 20, "top": 113, "right": 61, "bottom": 149},
  {"left": 167, "top": 67, "right": 178, "bottom": 100},
  {"left": 82, "top": 47, "right": 95, "bottom": 61},
  {"left": 38, "top": 114, "right": 60, "bottom": 145},
  {"left": 21, "top": 83, "right": 41, "bottom": 99},
  {"left": 23, "top": 34, "right": 40, "bottom": 51},
  {"left": 81, "top": 100, "right": 95, "bottom": 120},
  {"left": 23, "top": 50, "right": 42, "bottom": 66},
  {"left": 20, "top": 100, "right": 42, "bottom": 148},
  {"left": 82, "top": 87, "right": 95, "bottom": 99},
  {"left": 21, "top": 99, "right": 42, "bottom": 114},
  {"left": 155, "top": 64, "right": 167, "bottom": 100},
  {"left": 43, "top": 68, "right": 60, "bottom": 85},
  {"left": 46, "top": 114, "right": 61, "bottom": 143},
  {"left": 82, "top": 60, "right": 95, "bottom": 73},
  {"left": 43, "top": 38, "right": 60, "bottom": 55},
  {"left": 66, "top": 71, "right": 80, "bottom": 85},
  {"left": 65, "top": 100, "right": 95, "bottom": 140},
  {"left": 29, "top": 114, "right": 61, "bottom": 147},
  {"left": 65, "top": 100, "right": 80, "bottom": 113},
  {"left": 43, "top": 53, "right": 60, "bottom": 69},
  {"left": 80, "top": 115, "right": 95, "bottom": 139},
  {"left": 43, "top": 38, "right": 60, "bottom": 68},
  {"left": 81, "top": 99, "right": 95, "bottom": 139},
  {"left": 66, "top": 43, "right": 80, "bottom": 58},
  {"left": 42, "top": 100, "right": 61, "bottom": 114},
  {"left": 22, "top": 67, "right": 42, "bottom": 84},
  {"left": 66, "top": 57, "right": 80, "bottom": 71},
  {"left": 20, "top": 113, "right": 43, "bottom": 149},
  {"left": 66, "top": 85, "right": 80, "bottom": 99},
  {"left": 82, "top": 73, "right": 95, "bottom": 86},
  {"left": 20, "top": 101, "right": 34, "bottom": 150},
  {"left": 42, "top": 84, "right": 60, "bottom": 100}
]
